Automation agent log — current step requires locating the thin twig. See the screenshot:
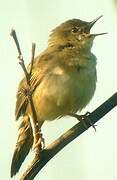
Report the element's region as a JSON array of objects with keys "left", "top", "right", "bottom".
[
  {"left": 10, "top": 29, "right": 22, "bottom": 56},
  {"left": 11, "top": 29, "right": 40, "bottom": 150},
  {"left": 19, "top": 92, "right": 117, "bottom": 180},
  {"left": 10, "top": 29, "right": 30, "bottom": 83},
  {"left": 29, "top": 43, "right": 36, "bottom": 77}
]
